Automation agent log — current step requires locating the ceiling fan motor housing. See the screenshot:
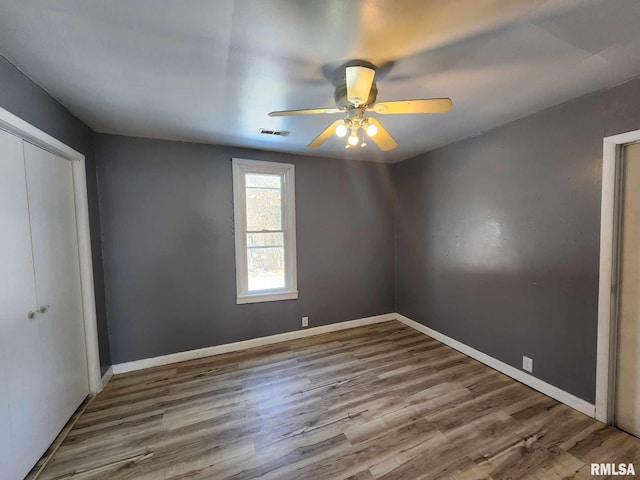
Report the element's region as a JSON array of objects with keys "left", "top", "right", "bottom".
[{"left": 334, "top": 82, "right": 378, "bottom": 108}]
